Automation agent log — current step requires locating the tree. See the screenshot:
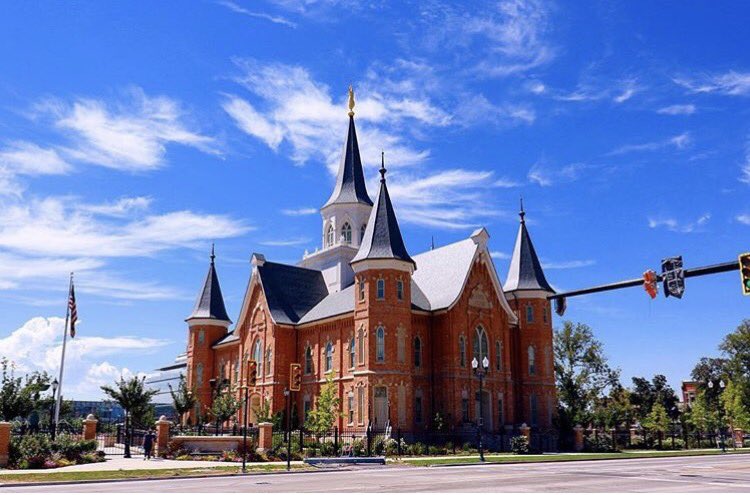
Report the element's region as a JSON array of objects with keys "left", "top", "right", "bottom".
[
  {"left": 101, "top": 376, "right": 158, "bottom": 425},
  {"left": 720, "top": 319, "right": 750, "bottom": 378},
  {"left": 169, "top": 374, "right": 196, "bottom": 425},
  {"left": 642, "top": 402, "right": 670, "bottom": 447},
  {"left": 592, "top": 384, "right": 633, "bottom": 429},
  {"left": 304, "top": 373, "right": 341, "bottom": 436},
  {"left": 0, "top": 358, "right": 52, "bottom": 421},
  {"left": 554, "top": 321, "right": 620, "bottom": 431},
  {"left": 720, "top": 379, "right": 750, "bottom": 431},
  {"left": 629, "top": 375, "right": 679, "bottom": 422},
  {"left": 209, "top": 387, "right": 241, "bottom": 426},
  {"left": 686, "top": 390, "right": 719, "bottom": 433}
]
